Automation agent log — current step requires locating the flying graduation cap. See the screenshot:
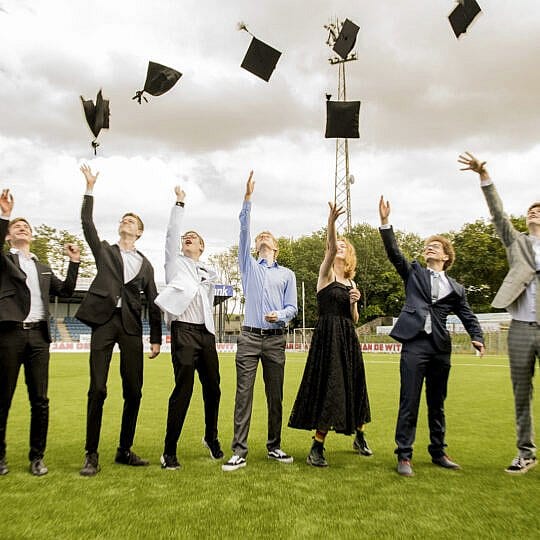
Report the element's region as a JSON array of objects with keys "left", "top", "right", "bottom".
[
  {"left": 132, "top": 61, "right": 182, "bottom": 104},
  {"left": 238, "top": 22, "right": 282, "bottom": 82},
  {"left": 325, "top": 97, "right": 360, "bottom": 139},
  {"left": 332, "top": 18, "right": 360, "bottom": 60},
  {"left": 80, "top": 90, "right": 110, "bottom": 155},
  {"left": 448, "top": 0, "right": 482, "bottom": 38}
]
